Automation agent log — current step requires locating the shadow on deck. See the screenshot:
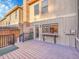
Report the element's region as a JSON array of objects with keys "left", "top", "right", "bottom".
[{"left": 0, "top": 40, "right": 79, "bottom": 59}]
